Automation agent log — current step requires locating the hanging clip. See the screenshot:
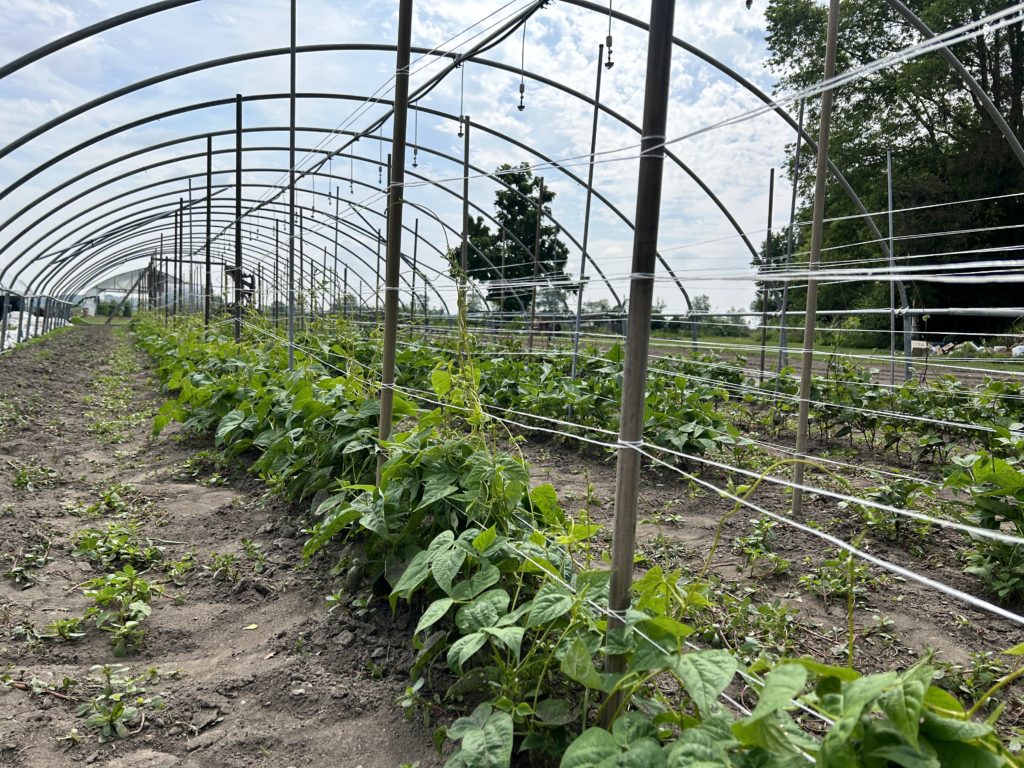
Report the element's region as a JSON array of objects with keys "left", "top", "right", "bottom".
[
  {"left": 412, "top": 147, "right": 418, "bottom": 168},
  {"left": 605, "top": 35, "right": 614, "bottom": 68},
  {"left": 517, "top": 82, "right": 526, "bottom": 112}
]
